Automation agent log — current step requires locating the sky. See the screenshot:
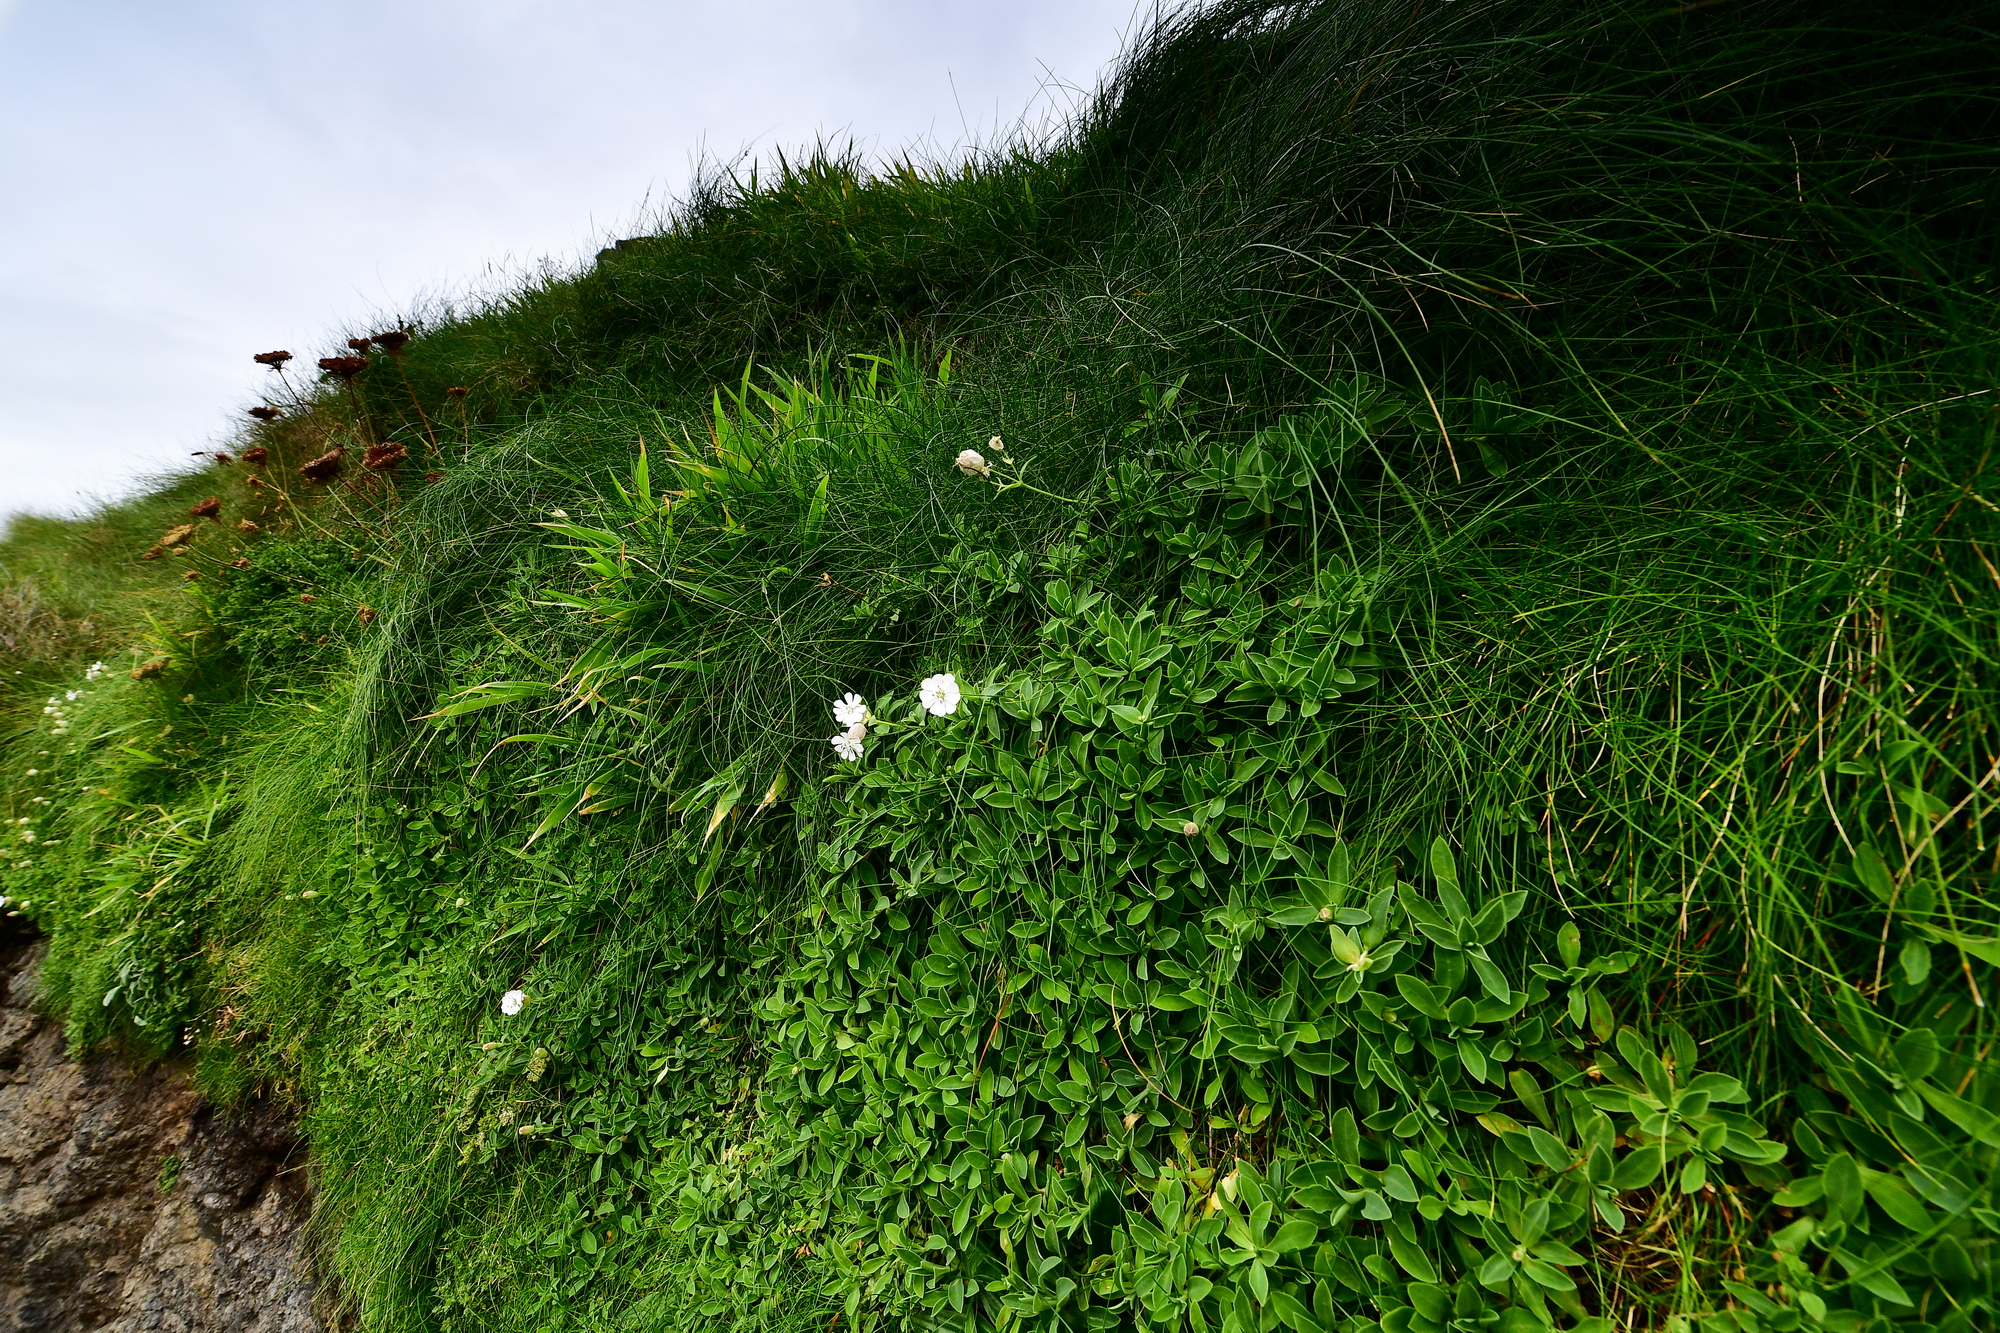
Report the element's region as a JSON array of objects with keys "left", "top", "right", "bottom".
[{"left": 0, "top": 0, "right": 1145, "bottom": 521}]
